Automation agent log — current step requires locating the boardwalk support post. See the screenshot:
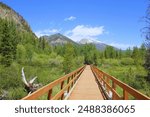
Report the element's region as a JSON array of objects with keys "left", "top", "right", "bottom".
[
  {"left": 123, "top": 90, "right": 128, "bottom": 100},
  {"left": 61, "top": 81, "right": 64, "bottom": 100},
  {"left": 47, "top": 89, "right": 52, "bottom": 100}
]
